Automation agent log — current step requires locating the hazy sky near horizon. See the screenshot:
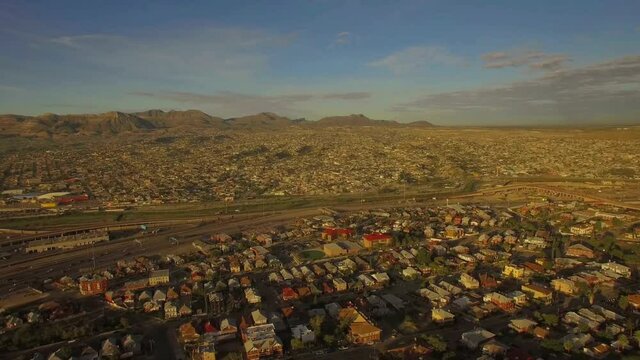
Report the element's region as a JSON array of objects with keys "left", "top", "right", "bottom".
[{"left": 1, "top": 0, "right": 639, "bottom": 125}]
